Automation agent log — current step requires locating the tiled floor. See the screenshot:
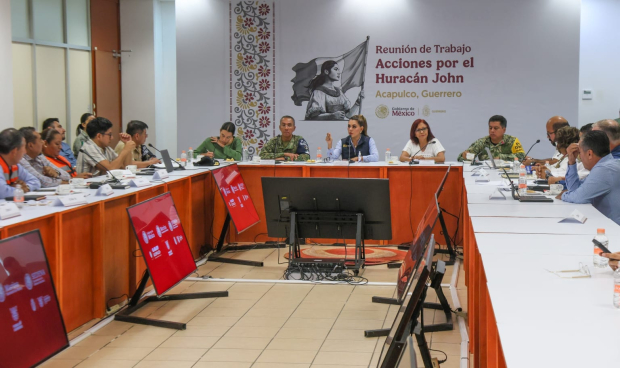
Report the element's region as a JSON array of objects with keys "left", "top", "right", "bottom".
[{"left": 43, "top": 245, "right": 468, "bottom": 368}]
